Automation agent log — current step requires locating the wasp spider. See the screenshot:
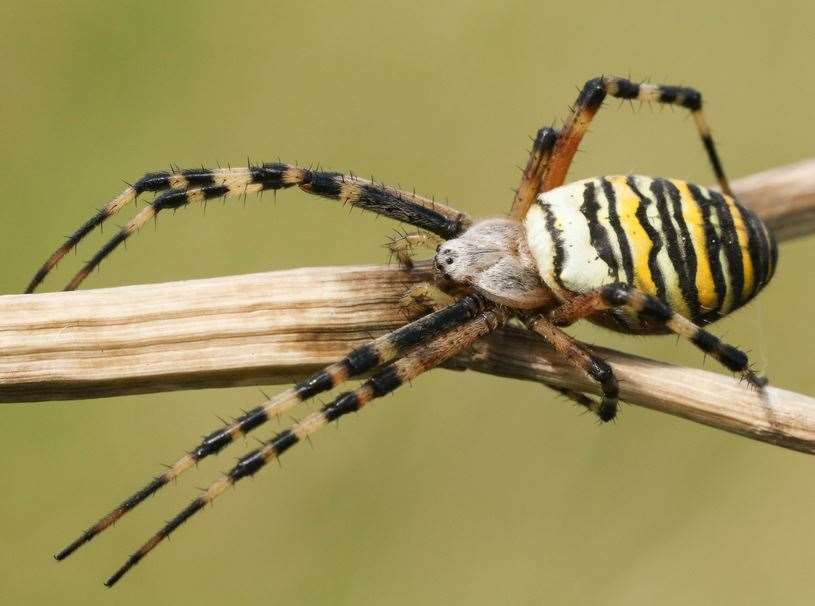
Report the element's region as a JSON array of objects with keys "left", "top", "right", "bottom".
[{"left": 28, "top": 76, "right": 776, "bottom": 586}]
